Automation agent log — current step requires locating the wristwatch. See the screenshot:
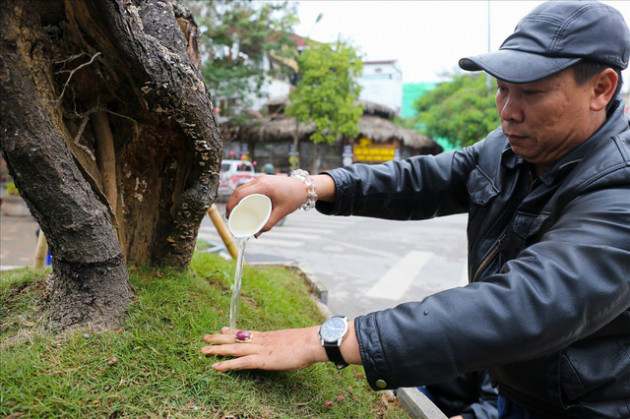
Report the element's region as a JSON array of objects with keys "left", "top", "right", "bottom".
[{"left": 319, "top": 315, "right": 349, "bottom": 369}]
